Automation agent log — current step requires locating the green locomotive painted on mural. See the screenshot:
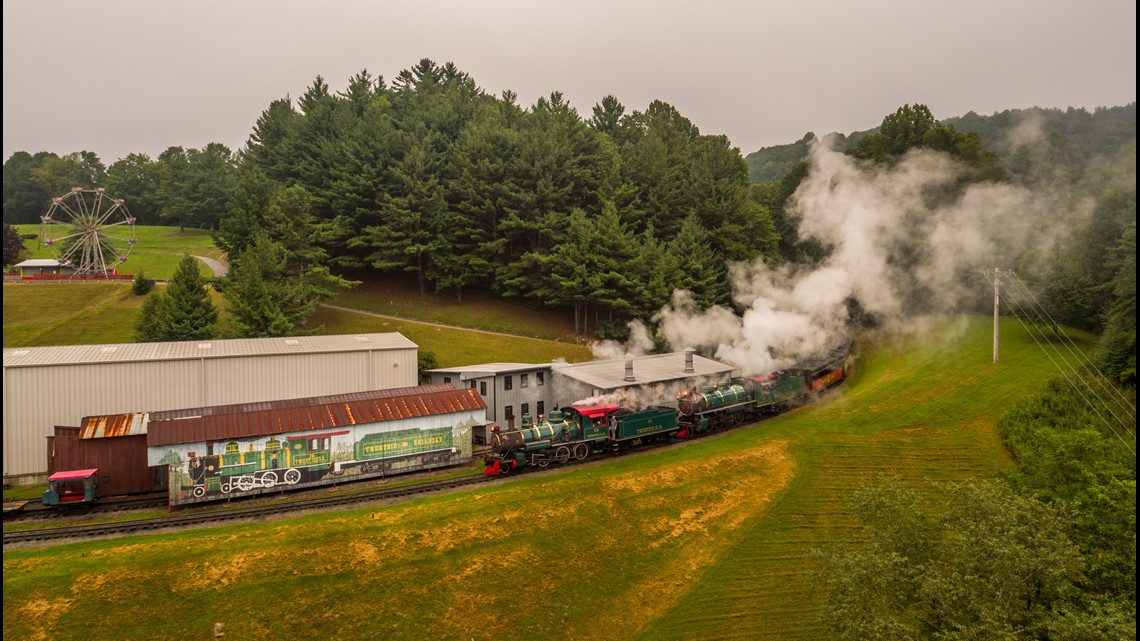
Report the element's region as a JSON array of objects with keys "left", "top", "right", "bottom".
[{"left": 183, "top": 426, "right": 458, "bottom": 499}]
